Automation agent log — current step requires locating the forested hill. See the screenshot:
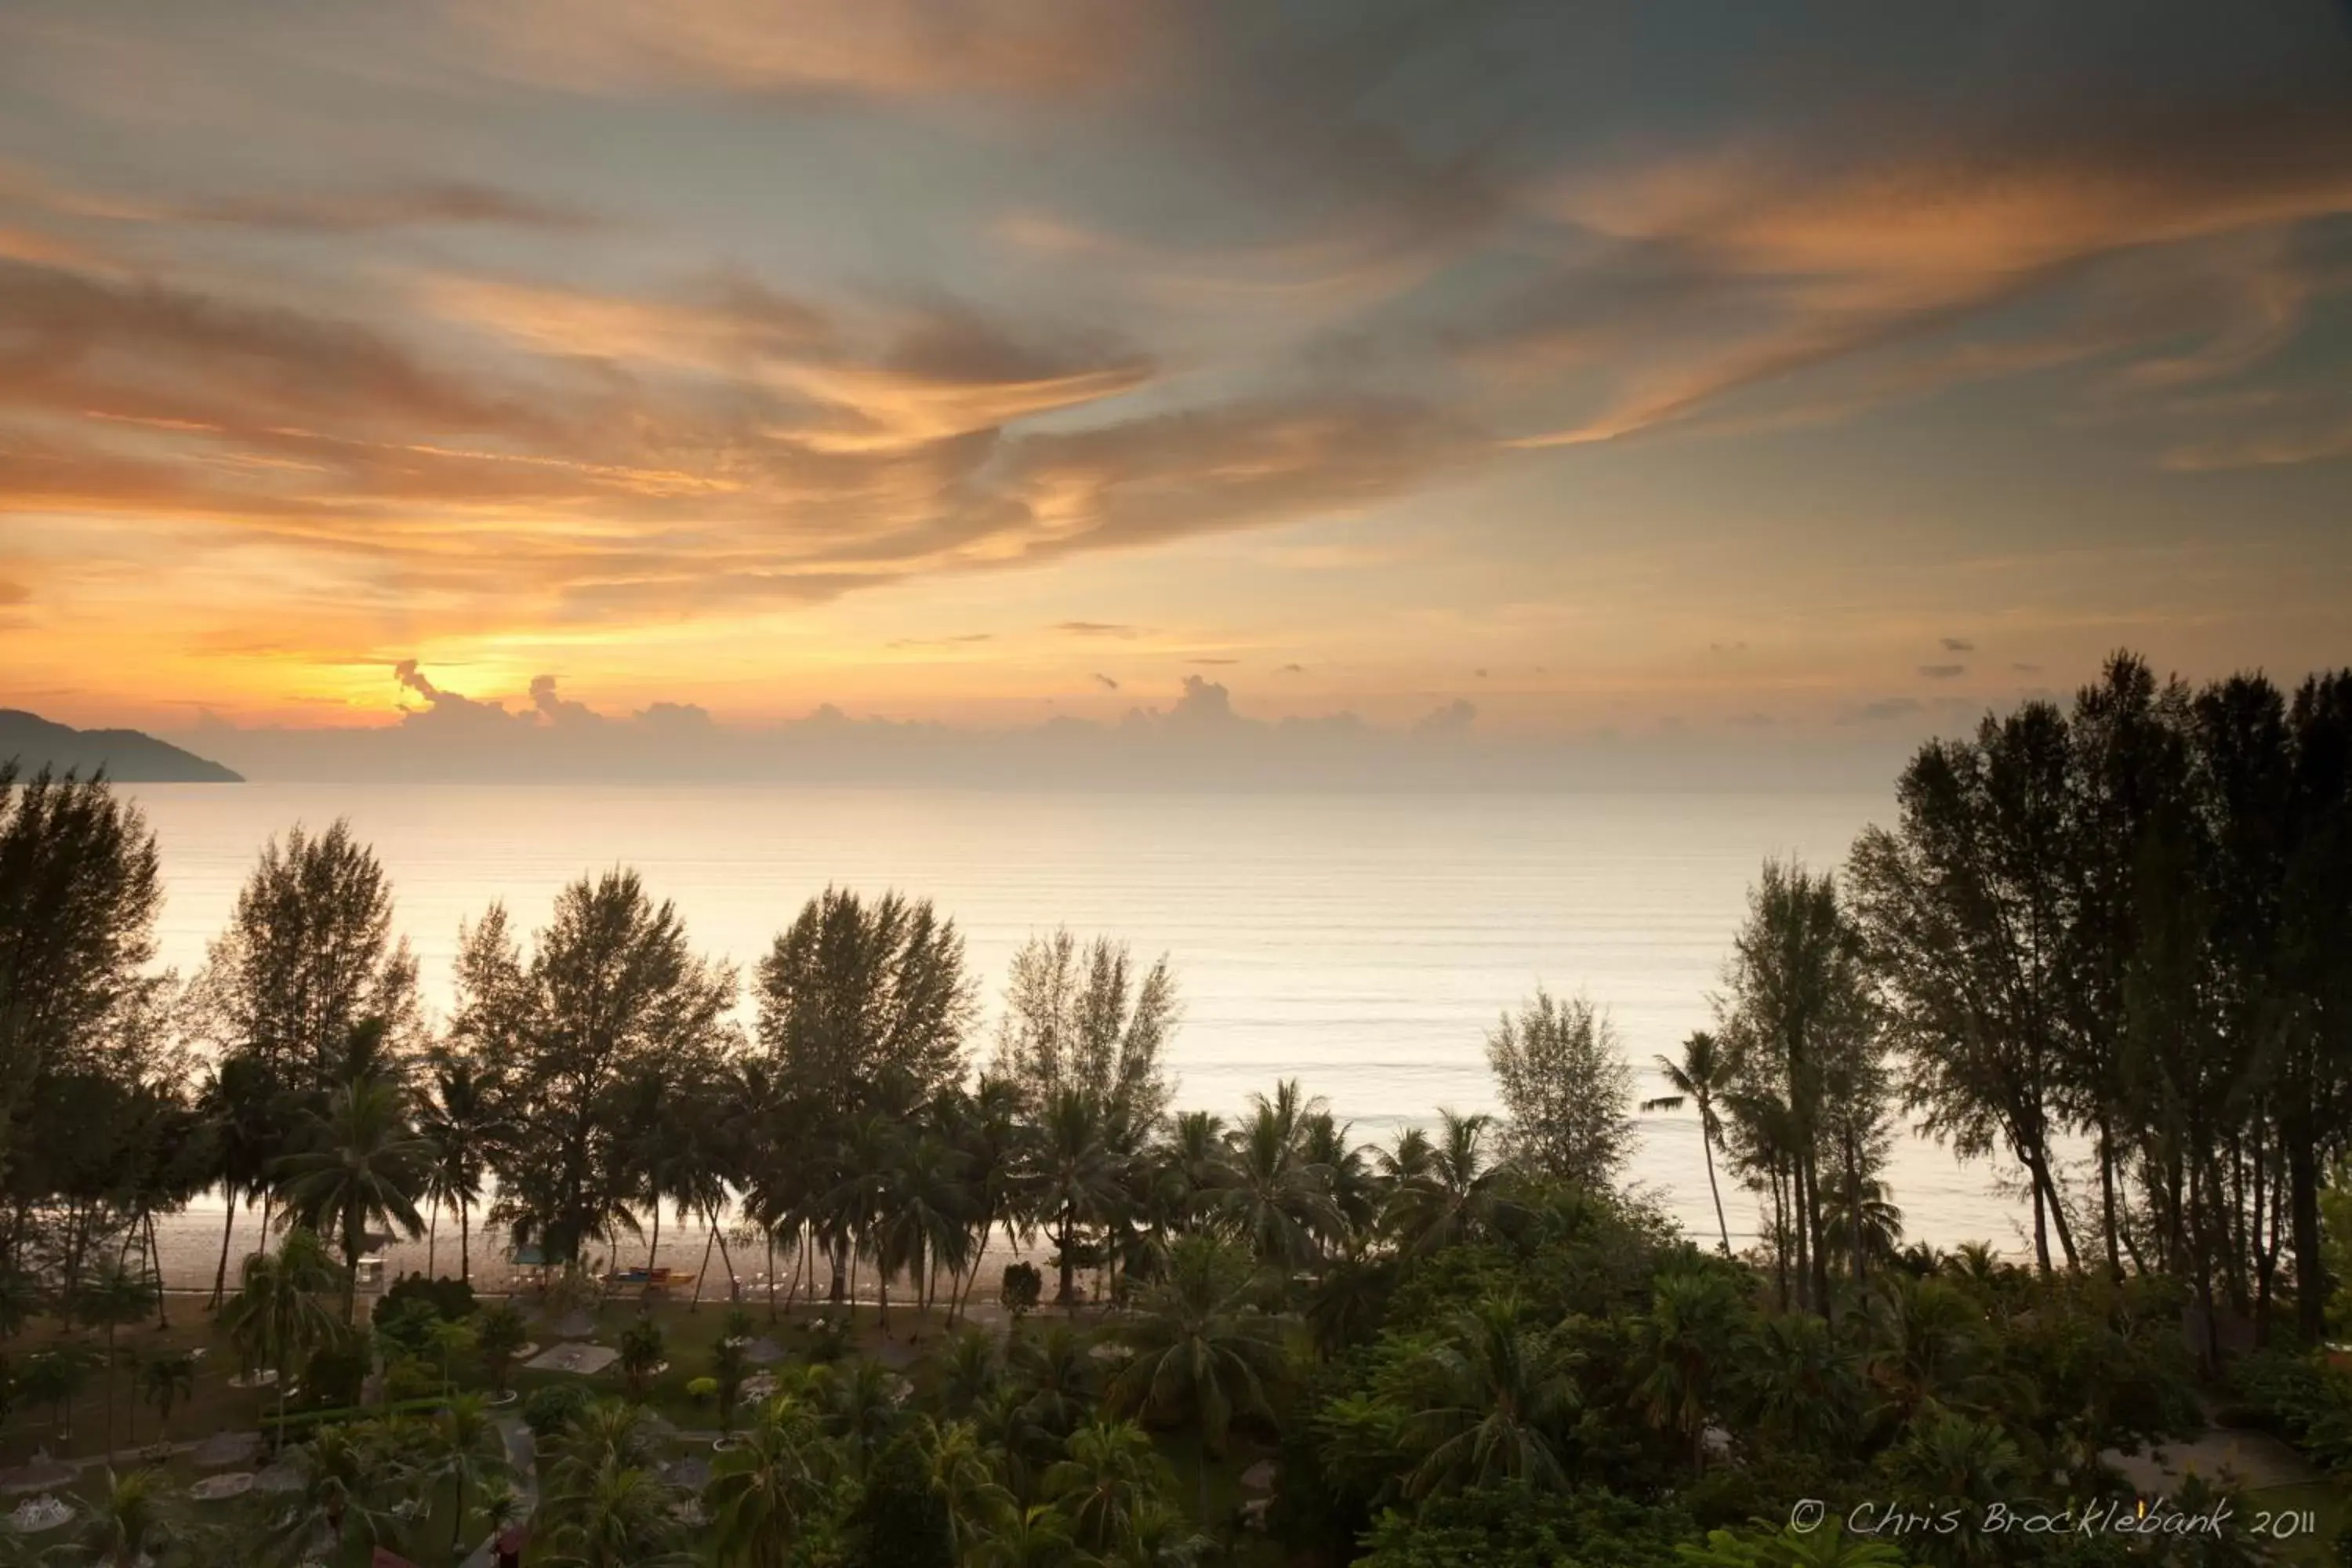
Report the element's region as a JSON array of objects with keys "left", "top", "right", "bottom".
[{"left": 0, "top": 708, "right": 242, "bottom": 782}]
